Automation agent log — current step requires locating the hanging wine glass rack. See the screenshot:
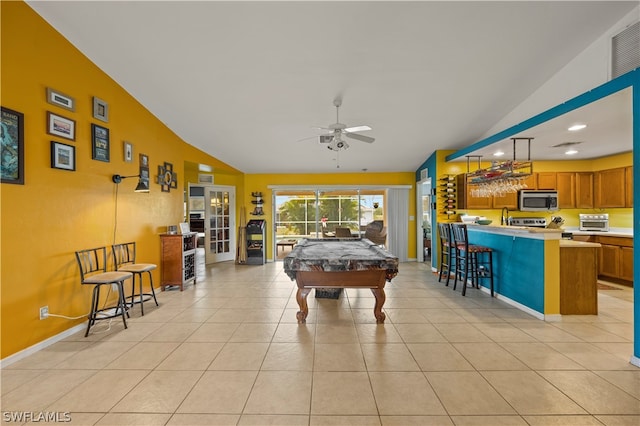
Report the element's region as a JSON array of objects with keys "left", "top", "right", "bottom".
[{"left": 464, "top": 137, "right": 534, "bottom": 197}]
